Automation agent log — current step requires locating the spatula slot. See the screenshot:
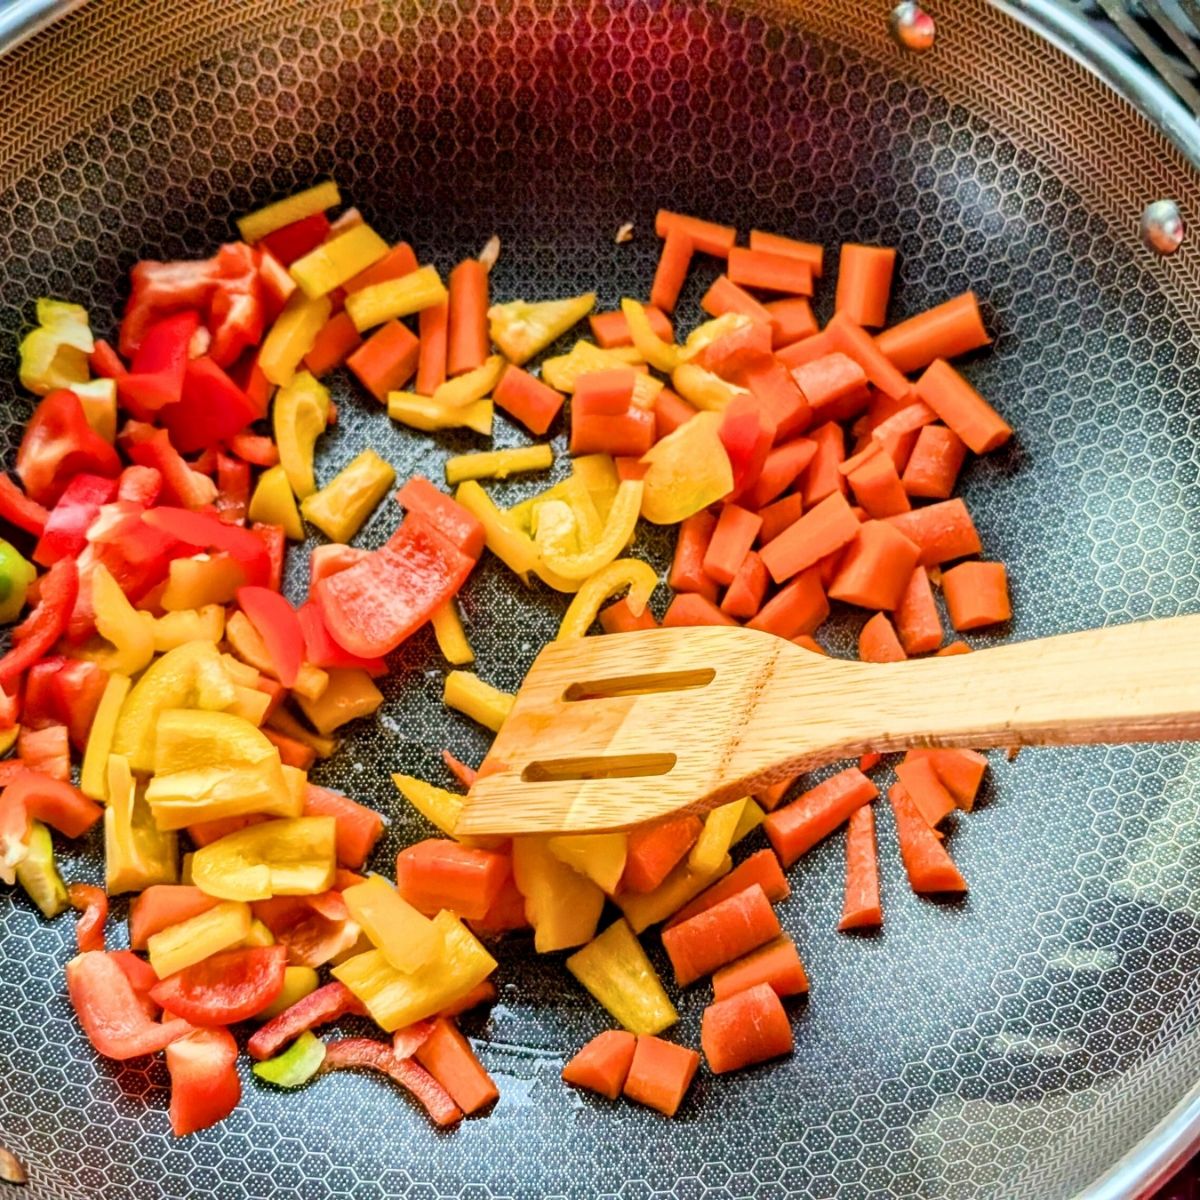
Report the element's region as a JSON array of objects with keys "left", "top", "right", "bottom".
[
  {"left": 521, "top": 752, "right": 677, "bottom": 782},
  {"left": 562, "top": 668, "right": 716, "bottom": 702}
]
